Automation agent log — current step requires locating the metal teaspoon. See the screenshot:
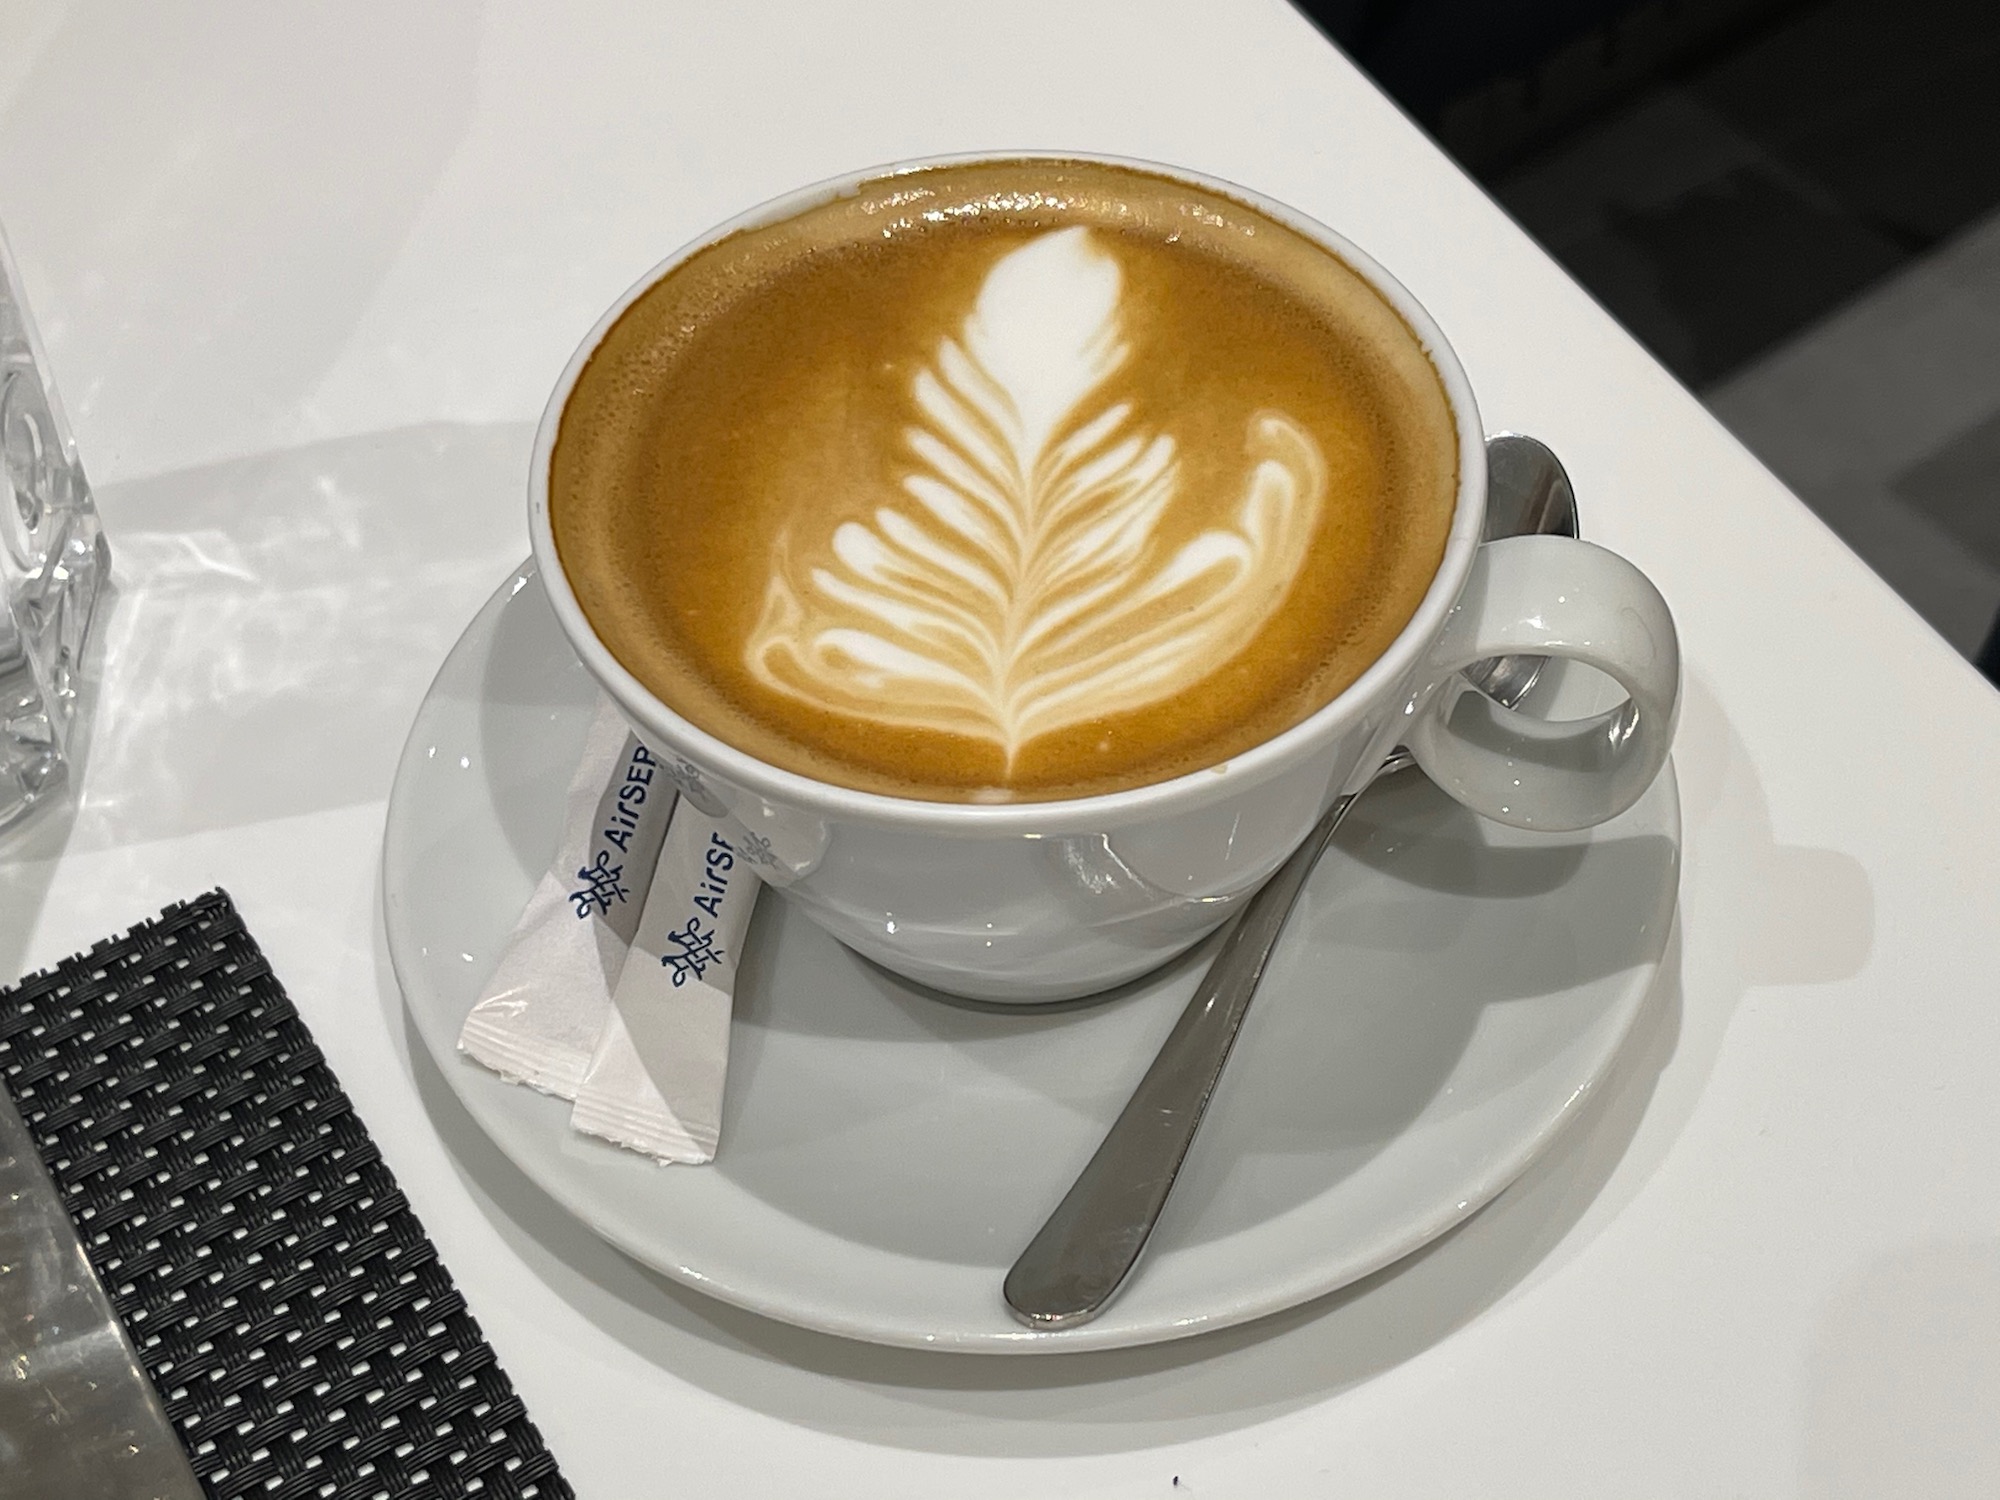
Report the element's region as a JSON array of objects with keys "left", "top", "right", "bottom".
[{"left": 1003, "top": 433, "right": 1579, "bottom": 1331}]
